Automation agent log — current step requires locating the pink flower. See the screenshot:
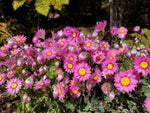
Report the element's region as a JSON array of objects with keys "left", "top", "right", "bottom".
[
  {"left": 74, "top": 63, "right": 91, "bottom": 82},
  {"left": 109, "top": 92, "right": 115, "bottom": 101},
  {"left": 42, "top": 49, "right": 56, "bottom": 60},
  {"left": 26, "top": 47, "right": 38, "bottom": 57},
  {"left": 133, "top": 56, "right": 150, "bottom": 76},
  {"left": 102, "top": 59, "right": 118, "bottom": 75},
  {"left": 65, "top": 52, "right": 77, "bottom": 63},
  {"left": 70, "top": 86, "right": 81, "bottom": 98},
  {"left": 45, "top": 38, "right": 55, "bottom": 49},
  {"left": 86, "top": 81, "right": 93, "bottom": 91},
  {"left": 13, "top": 35, "right": 26, "bottom": 45},
  {"left": 63, "top": 61, "right": 76, "bottom": 73},
  {"left": 118, "top": 27, "right": 128, "bottom": 35},
  {"left": 63, "top": 26, "right": 72, "bottom": 36},
  {"left": 10, "top": 48, "right": 20, "bottom": 55},
  {"left": 68, "top": 27, "right": 80, "bottom": 43},
  {"left": 6, "top": 77, "right": 22, "bottom": 94},
  {"left": 70, "top": 78, "right": 78, "bottom": 87},
  {"left": 133, "top": 26, "right": 140, "bottom": 32},
  {"left": 0, "top": 74, "right": 5, "bottom": 85},
  {"left": 83, "top": 39, "right": 94, "bottom": 51},
  {"left": 0, "top": 45, "right": 9, "bottom": 52},
  {"left": 111, "top": 26, "right": 118, "bottom": 35},
  {"left": 90, "top": 72, "right": 101, "bottom": 84},
  {"left": 53, "top": 82, "right": 65, "bottom": 100},
  {"left": 7, "top": 70, "right": 15, "bottom": 79},
  {"left": 95, "top": 21, "right": 107, "bottom": 32},
  {"left": 35, "top": 29, "right": 46, "bottom": 39},
  {"left": 144, "top": 97, "right": 150, "bottom": 113},
  {"left": 57, "top": 38, "right": 67, "bottom": 50},
  {"left": 101, "top": 82, "right": 112, "bottom": 94},
  {"left": 99, "top": 41, "right": 110, "bottom": 51},
  {"left": 114, "top": 70, "right": 138, "bottom": 93},
  {"left": 92, "top": 51, "right": 105, "bottom": 64},
  {"left": 34, "top": 79, "right": 50, "bottom": 90}
]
